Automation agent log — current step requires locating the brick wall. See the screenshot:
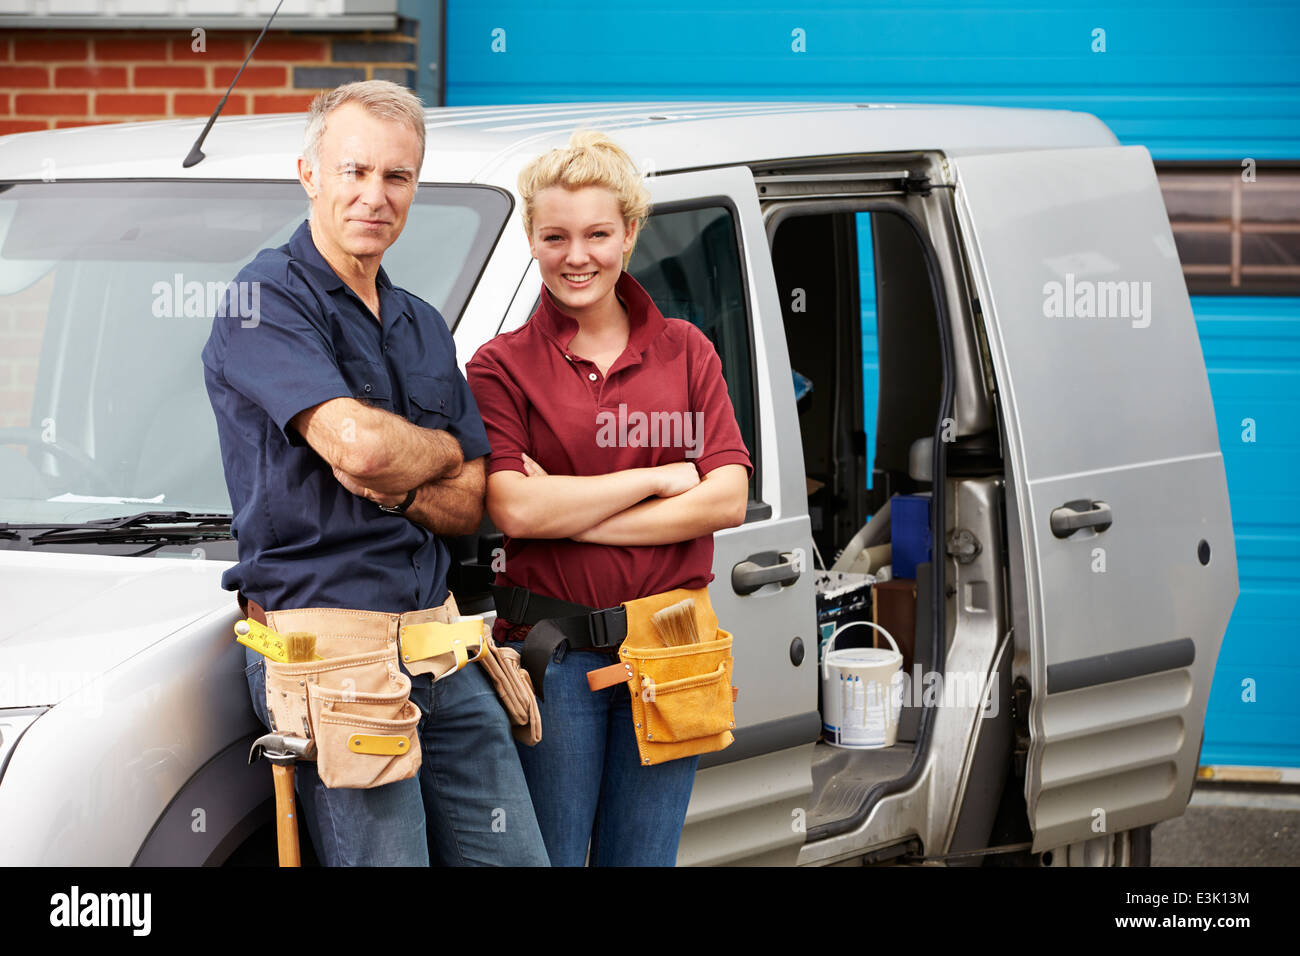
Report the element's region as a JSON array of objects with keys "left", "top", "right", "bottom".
[
  {"left": 0, "top": 20, "right": 419, "bottom": 134},
  {"left": 0, "top": 272, "right": 52, "bottom": 431}
]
